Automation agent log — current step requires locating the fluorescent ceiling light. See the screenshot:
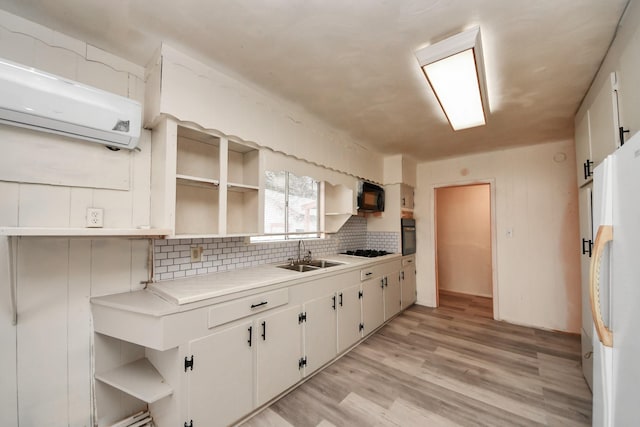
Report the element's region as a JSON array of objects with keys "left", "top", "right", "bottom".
[{"left": 415, "top": 27, "right": 489, "bottom": 131}]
